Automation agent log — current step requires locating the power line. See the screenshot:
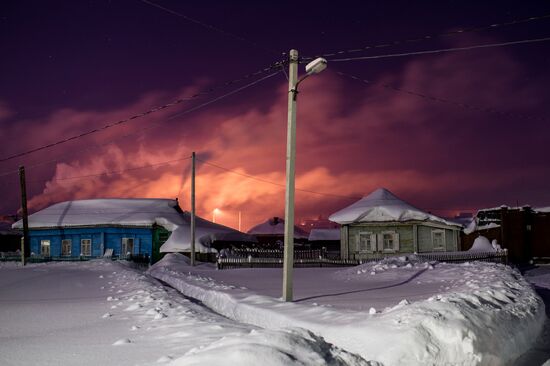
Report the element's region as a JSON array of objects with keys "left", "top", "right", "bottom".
[
  {"left": 302, "top": 12, "right": 550, "bottom": 61},
  {"left": 196, "top": 158, "right": 362, "bottom": 201},
  {"left": 141, "top": 0, "right": 280, "bottom": 56},
  {"left": 196, "top": 158, "right": 488, "bottom": 213},
  {"left": 334, "top": 70, "right": 548, "bottom": 123},
  {"left": 0, "top": 62, "right": 283, "bottom": 165},
  {"left": 326, "top": 36, "right": 550, "bottom": 62},
  {"left": 0, "top": 155, "right": 192, "bottom": 187}
]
